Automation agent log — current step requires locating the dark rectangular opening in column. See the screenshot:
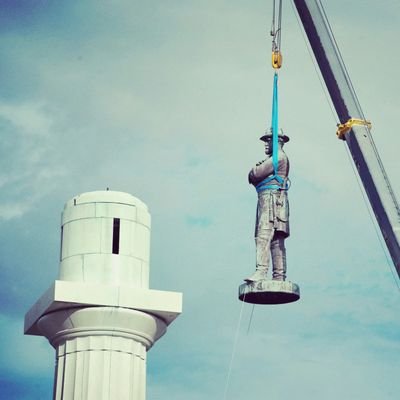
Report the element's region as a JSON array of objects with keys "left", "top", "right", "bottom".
[{"left": 112, "top": 218, "right": 120, "bottom": 254}]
